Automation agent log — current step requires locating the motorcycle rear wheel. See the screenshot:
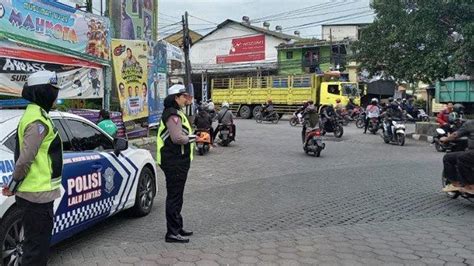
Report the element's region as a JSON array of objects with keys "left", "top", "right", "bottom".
[
  {"left": 355, "top": 118, "right": 365, "bottom": 128},
  {"left": 334, "top": 125, "right": 344, "bottom": 138}
]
